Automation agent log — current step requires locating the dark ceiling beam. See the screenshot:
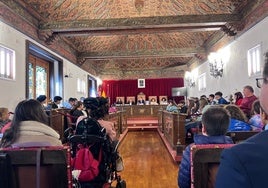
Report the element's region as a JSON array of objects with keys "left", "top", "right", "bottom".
[
  {"left": 39, "top": 14, "right": 241, "bottom": 31},
  {"left": 56, "top": 25, "right": 222, "bottom": 36},
  {"left": 78, "top": 47, "right": 206, "bottom": 60}
]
